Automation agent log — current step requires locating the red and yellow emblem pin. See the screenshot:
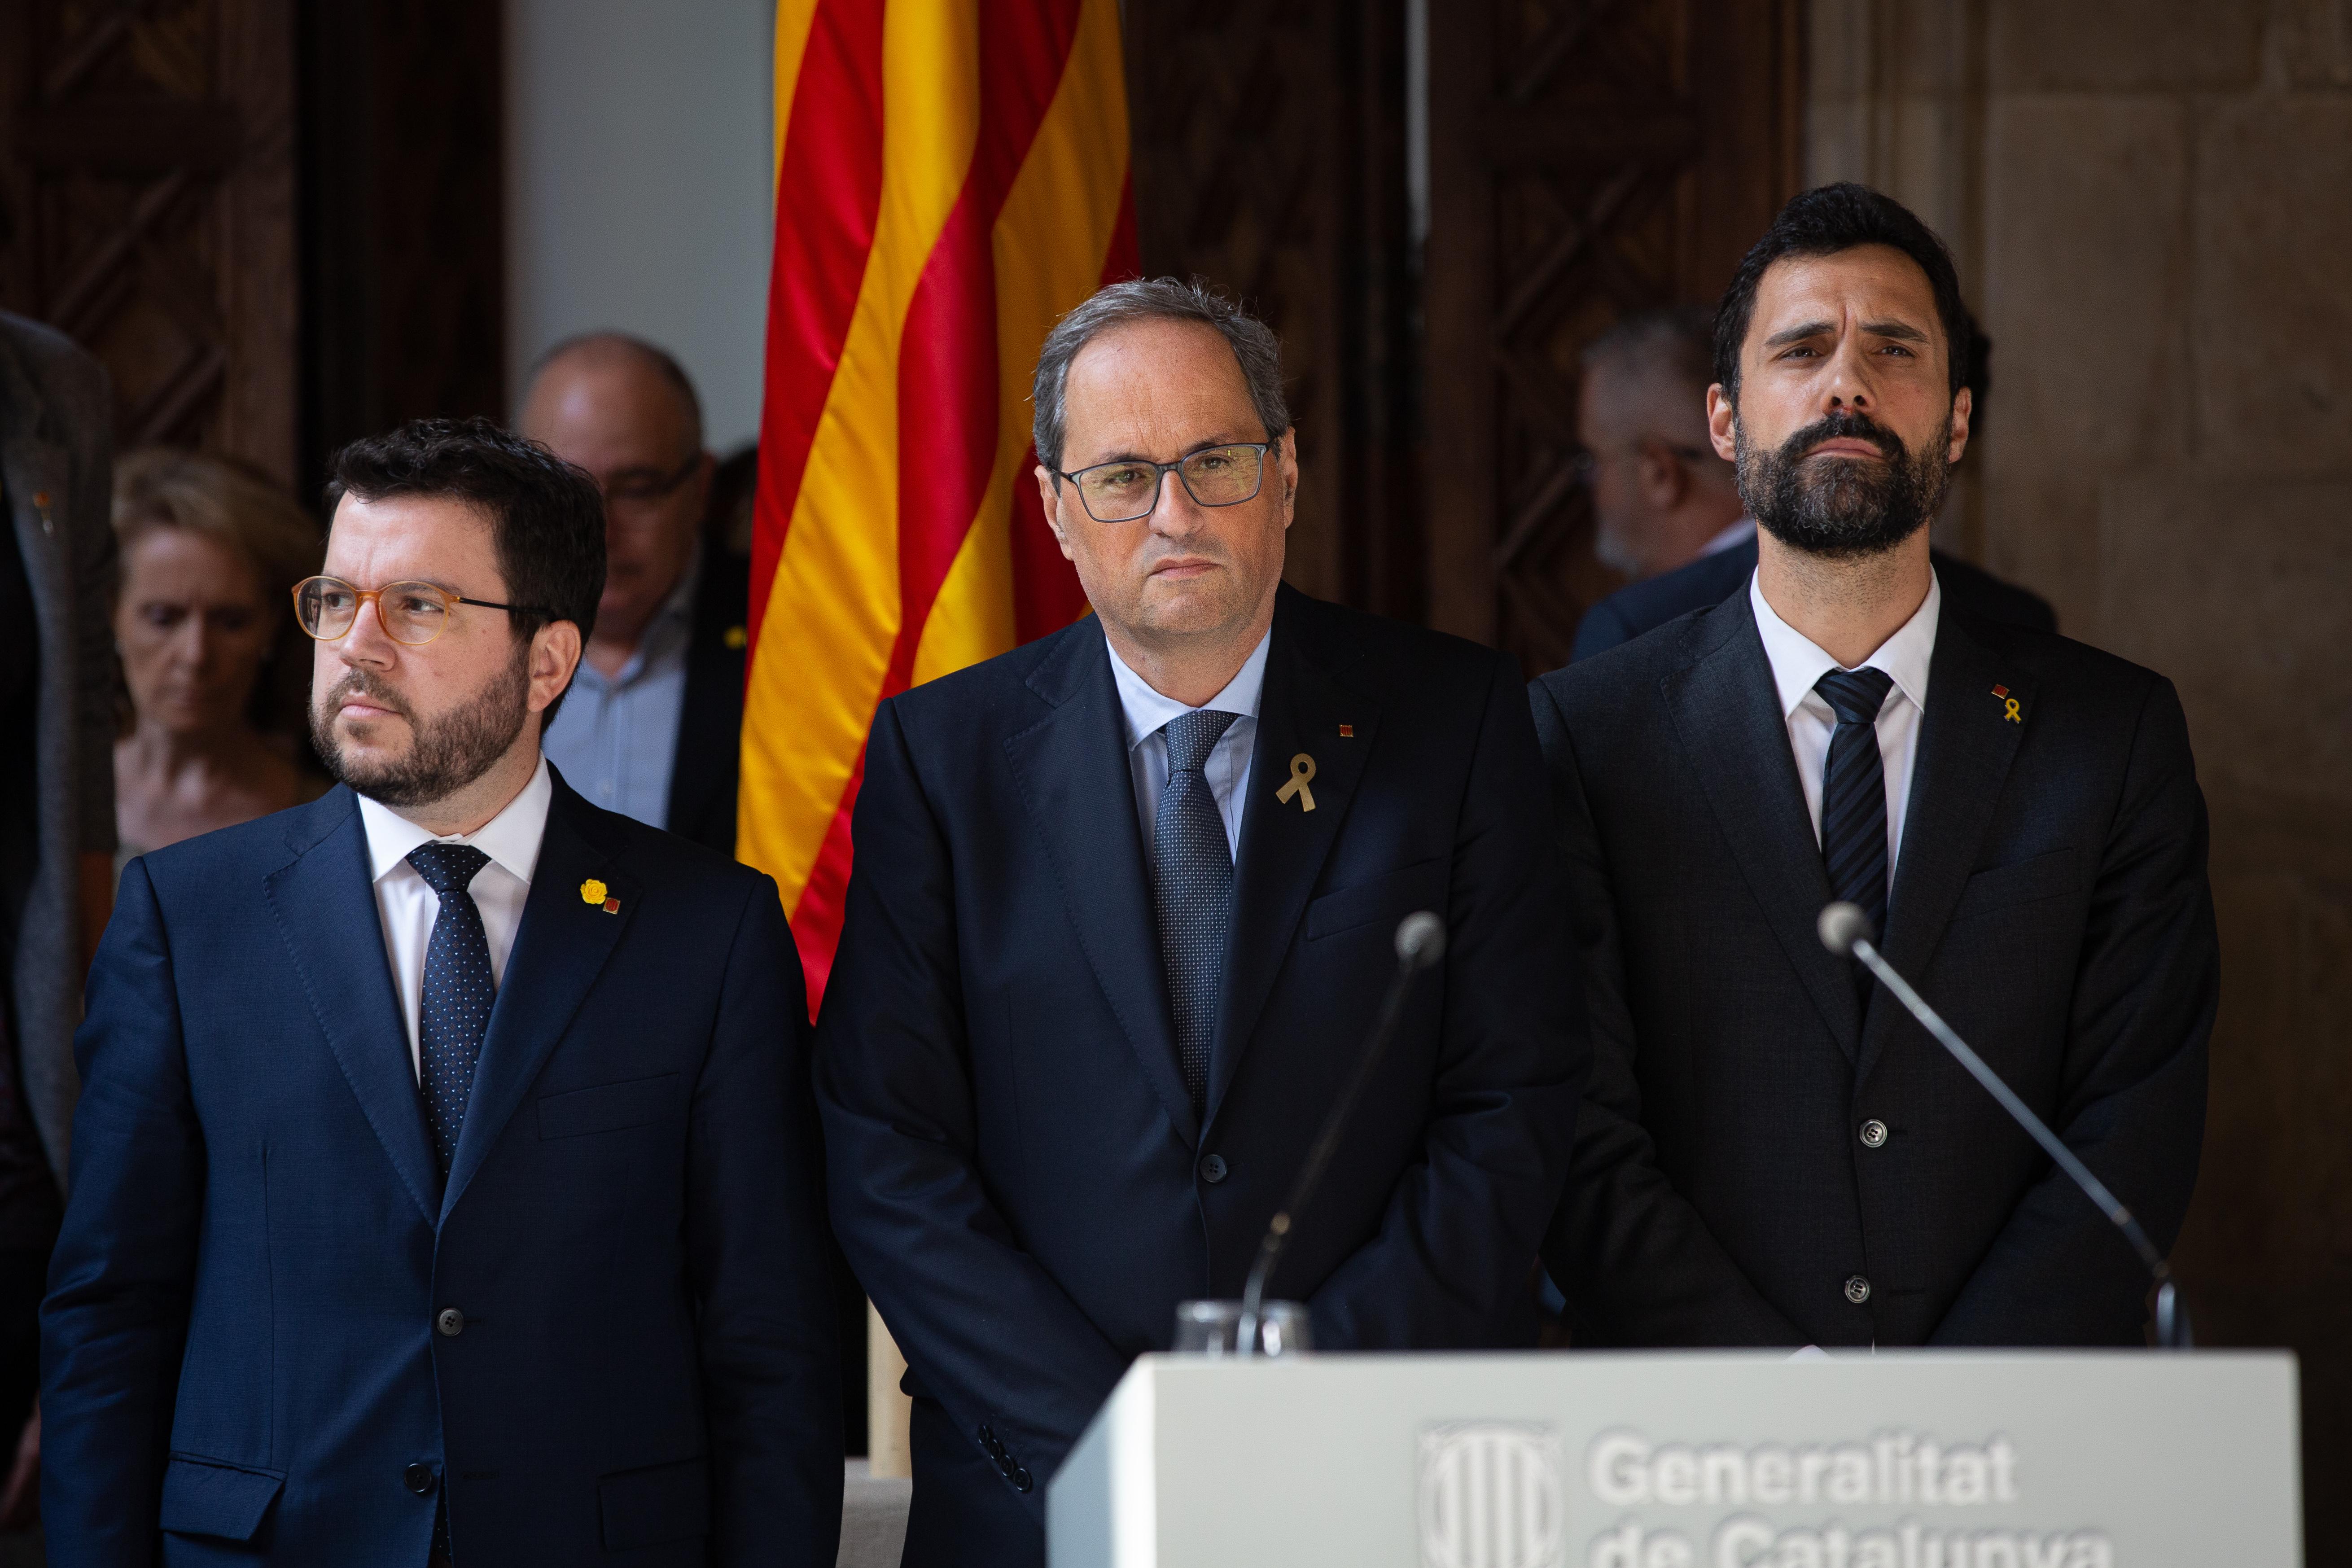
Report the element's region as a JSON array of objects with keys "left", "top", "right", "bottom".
[
  {"left": 581, "top": 877, "right": 619, "bottom": 914},
  {"left": 1992, "top": 685, "right": 2023, "bottom": 723}
]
